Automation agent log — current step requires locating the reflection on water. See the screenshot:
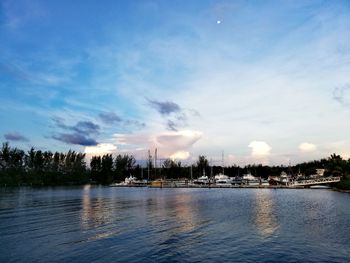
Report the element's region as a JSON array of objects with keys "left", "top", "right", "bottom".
[
  {"left": 81, "top": 185, "right": 113, "bottom": 229},
  {"left": 81, "top": 185, "right": 92, "bottom": 229},
  {"left": 143, "top": 190, "right": 197, "bottom": 237},
  {"left": 1, "top": 187, "right": 350, "bottom": 262},
  {"left": 173, "top": 191, "right": 196, "bottom": 233},
  {"left": 254, "top": 190, "right": 279, "bottom": 237},
  {"left": 80, "top": 185, "right": 117, "bottom": 241}
]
